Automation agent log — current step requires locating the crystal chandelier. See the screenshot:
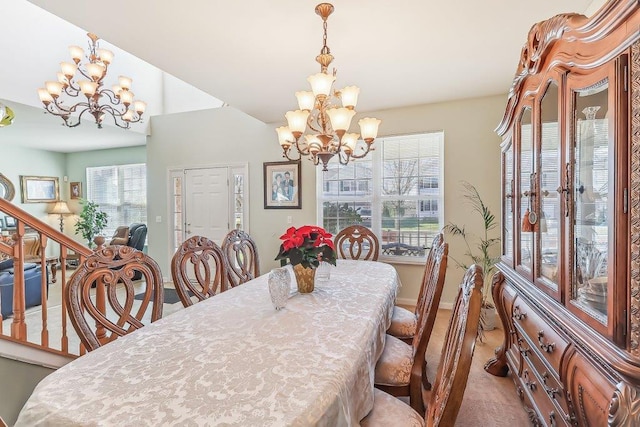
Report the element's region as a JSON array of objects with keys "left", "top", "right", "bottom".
[
  {"left": 37, "top": 33, "right": 146, "bottom": 129},
  {"left": 275, "top": 3, "right": 381, "bottom": 171}
]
